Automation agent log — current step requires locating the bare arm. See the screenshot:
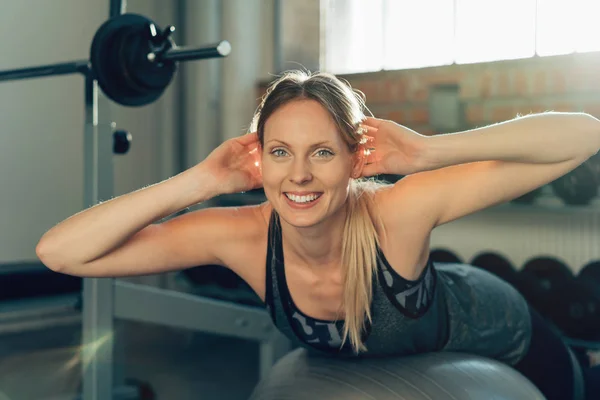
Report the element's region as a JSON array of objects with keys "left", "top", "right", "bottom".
[
  {"left": 35, "top": 165, "right": 223, "bottom": 276},
  {"left": 422, "top": 112, "right": 600, "bottom": 168},
  {"left": 36, "top": 130, "right": 262, "bottom": 278},
  {"left": 379, "top": 113, "right": 599, "bottom": 228}
]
